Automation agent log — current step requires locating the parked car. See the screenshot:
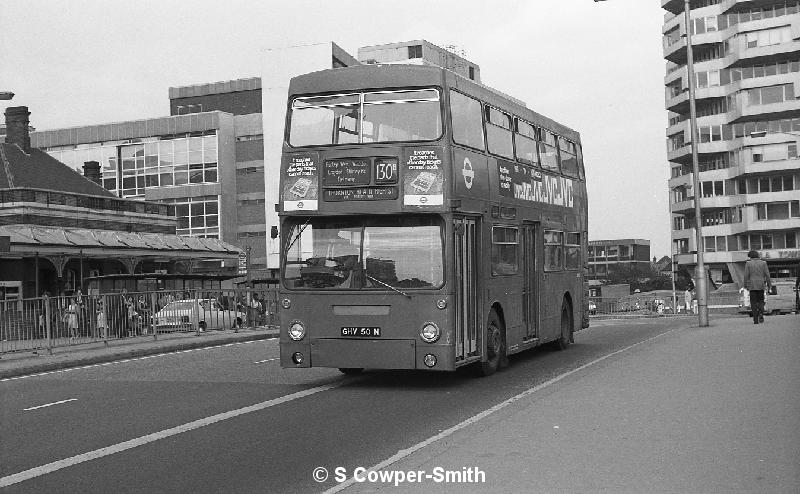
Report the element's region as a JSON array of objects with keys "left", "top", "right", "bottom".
[
  {"left": 738, "top": 280, "right": 798, "bottom": 316},
  {"left": 154, "top": 299, "right": 246, "bottom": 332}
]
